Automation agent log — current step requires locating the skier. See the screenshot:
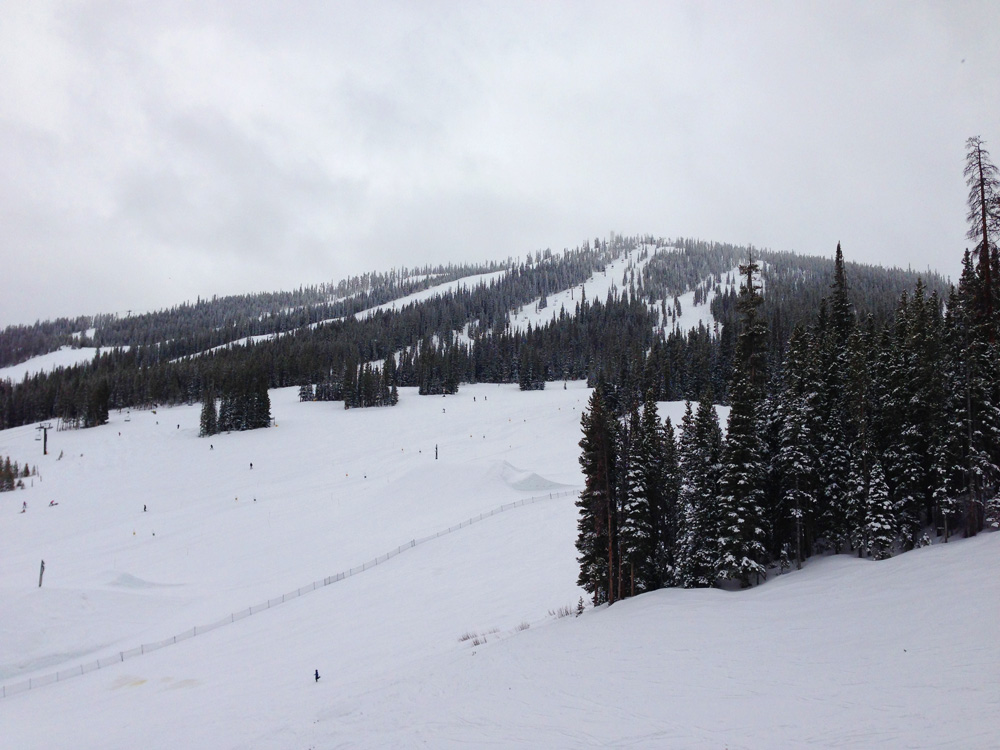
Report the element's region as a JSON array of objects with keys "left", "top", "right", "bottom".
[
  {"left": 22, "top": 501, "right": 27, "bottom": 512},
  {"left": 314, "top": 669, "right": 320, "bottom": 682},
  {"left": 250, "top": 462, "right": 253, "bottom": 470},
  {"left": 143, "top": 504, "right": 147, "bottom": 512},
  {"left": 49, "top": 500, "right": 57, "bottom": 507}
]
